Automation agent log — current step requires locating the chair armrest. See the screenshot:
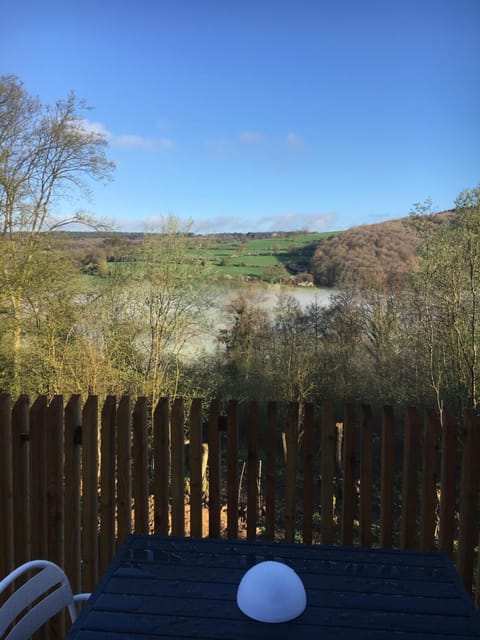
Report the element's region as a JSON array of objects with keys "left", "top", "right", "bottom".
[{"left": 73, "top": 593, "right": 91, "bottom": 603}]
